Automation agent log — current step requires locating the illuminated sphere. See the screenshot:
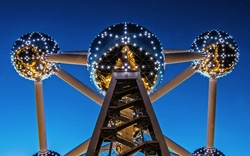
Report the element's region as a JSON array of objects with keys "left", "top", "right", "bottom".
[
  {"left": 11, "top": 32, "right": 60, "bottom": 81},
  {"left": 88, "top": 23, "right": 165, "bottom": 95},
  {"left": 193, "top": 147, "right": 225, "bottom": 156},
  {"left": 33, "top": 150, "right": 61, "bottom": 156},
  {"left": 190, "top": 30, "right": 239, "bottom": 78}
]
